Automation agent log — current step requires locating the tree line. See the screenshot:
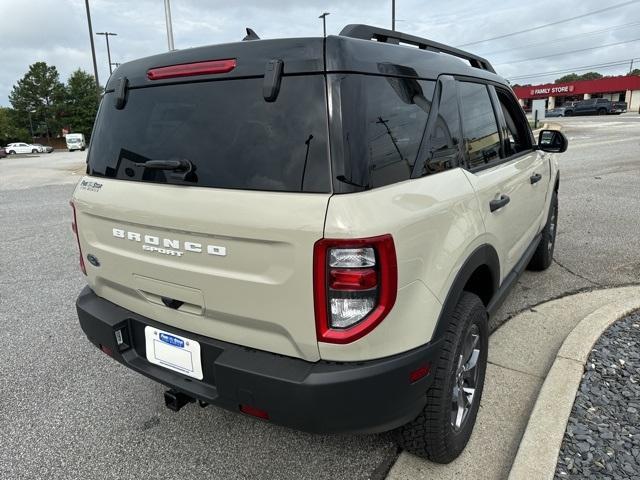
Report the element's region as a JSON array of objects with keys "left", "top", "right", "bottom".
[
  {"left": 0, "top": 62, "right": 99, "bottom": 146},
  {"left": 514, "top": 68, "right": 640, "bottom": 88}
]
